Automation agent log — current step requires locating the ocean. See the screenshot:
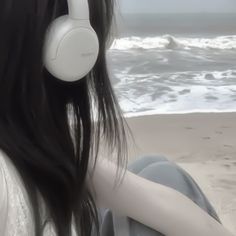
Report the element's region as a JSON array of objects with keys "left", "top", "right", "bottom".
[{"left": 107, "top": 13, "right": 236, "bottom": 117}]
